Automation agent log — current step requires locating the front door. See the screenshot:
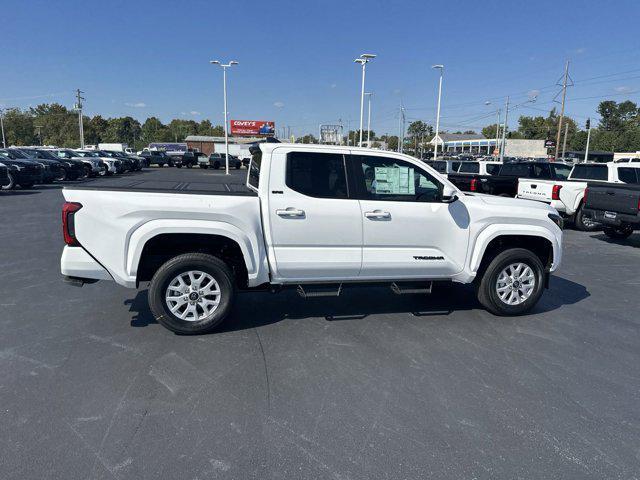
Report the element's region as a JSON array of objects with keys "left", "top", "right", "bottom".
[
  {"left": 350, "top": 154, "right": 470, "bottom": 279},
  {"left": 267, "top": 149, "right": 362, "bottom": 281}
]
